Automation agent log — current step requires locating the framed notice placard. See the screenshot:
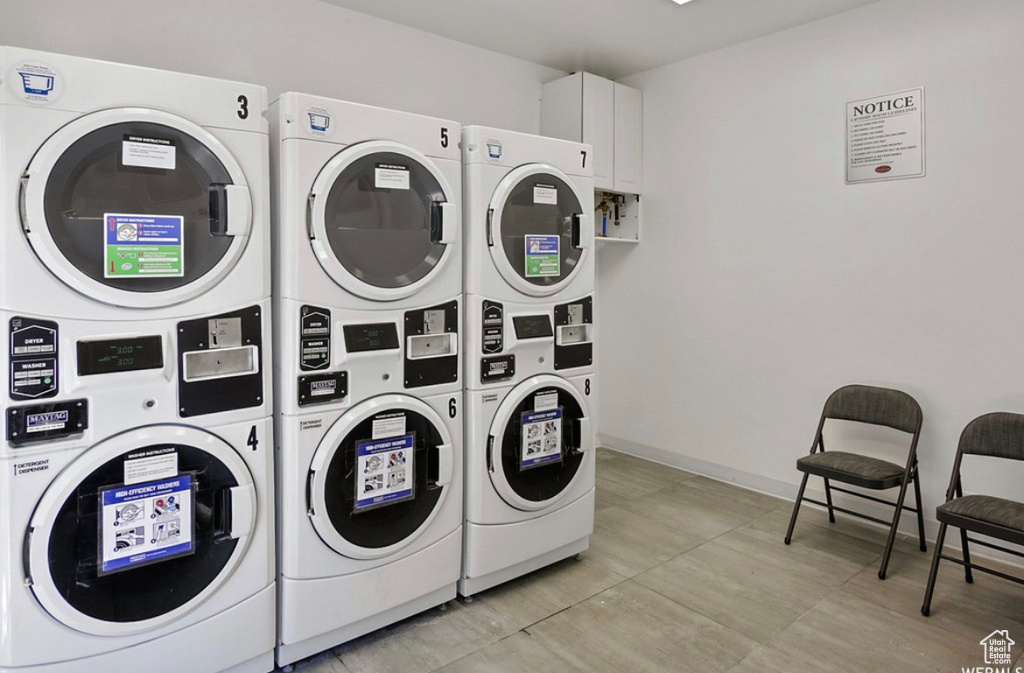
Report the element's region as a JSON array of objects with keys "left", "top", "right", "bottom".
[{"left": 846, "top": 88, "right": 925, "bottom": 184}]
